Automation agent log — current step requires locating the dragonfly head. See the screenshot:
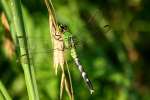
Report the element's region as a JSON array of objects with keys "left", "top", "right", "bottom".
[{"left": 59, "top": 24, "right": 68, "bottom": 33}]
